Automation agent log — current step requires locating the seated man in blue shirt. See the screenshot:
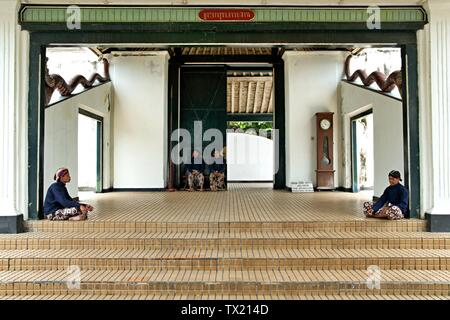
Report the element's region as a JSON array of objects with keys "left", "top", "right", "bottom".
[
  {"left": 209, "top": 149, "right": 226, "bottom": 192},
  {"left": 363, "top": 170, "right": 408, "bottom": 220},
  {"left": 43, "top": 167, "right": 94, "bottom": 221},
  {"left": 185, "top": 150, "right": 205, "bottom": 192}
]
